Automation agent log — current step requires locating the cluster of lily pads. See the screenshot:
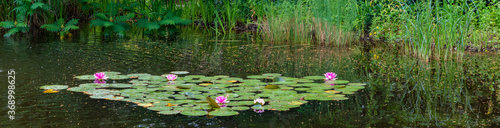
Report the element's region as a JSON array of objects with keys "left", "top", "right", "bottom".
[{"left": 40, "top": 71, "right": 366, "bottom": 117}]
